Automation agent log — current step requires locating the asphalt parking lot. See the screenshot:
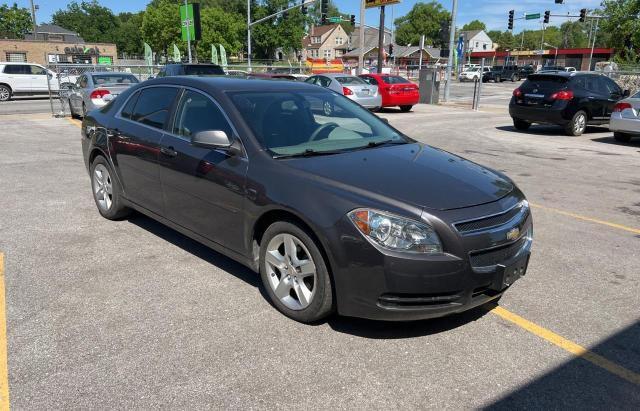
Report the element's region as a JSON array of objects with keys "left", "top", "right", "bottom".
[{"left": 0, "top": 97, "right": 639, "bottom": 408}]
